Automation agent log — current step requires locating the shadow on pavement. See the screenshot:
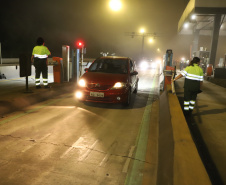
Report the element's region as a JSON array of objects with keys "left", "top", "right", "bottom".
[{"left": 177, "top": 96, "right": 224, "bottom": 185}]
